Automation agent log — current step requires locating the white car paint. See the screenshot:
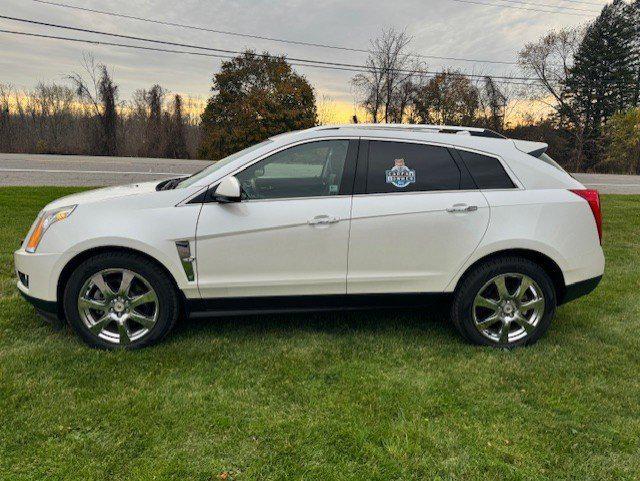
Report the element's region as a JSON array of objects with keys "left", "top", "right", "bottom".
[
  {"left": 196, "top": 196, "right": 352, "bottom": 297},
  {"left": 347, "top": 190, "right": 490, "bottom": 293},
  {"left": 14, "top": 124, "right": 604, "bottom": 316}
]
